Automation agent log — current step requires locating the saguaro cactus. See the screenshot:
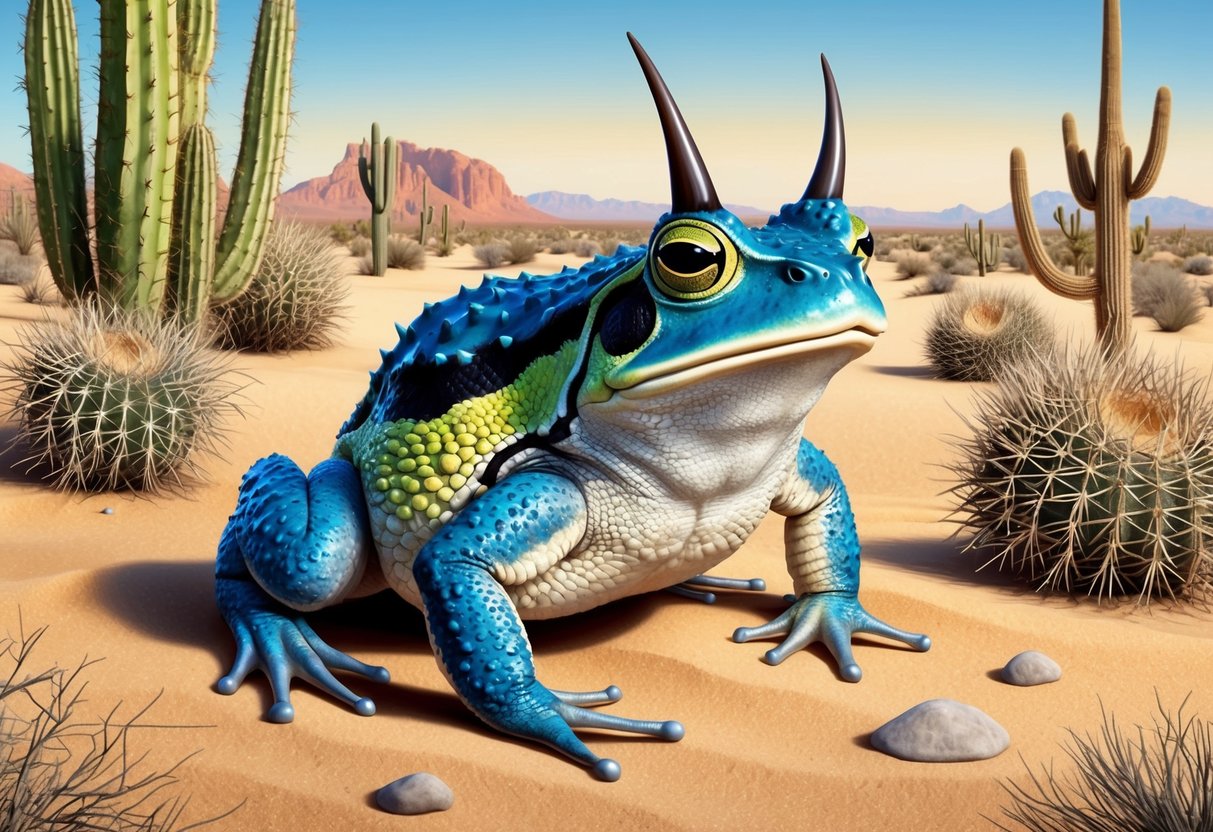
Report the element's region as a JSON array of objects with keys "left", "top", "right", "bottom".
[
  {"left": 23, "top": 0, "right": 295, "bottom": 322},
  {"left": 1131, "top": 216, "right": 1151, "bottom": 256},
  {"left": 1053, "top": 207, "right": 1093, "bottom": 276},
  {"left": 1009, "top": 0, "right": 1170, "bottom": 355},
  {"left": 358, "top": 122, "right": 398, "bottom": 277},
  {"left": 963, "top": 219, "right": 1001, "bottom": 276},
  {"left": 417, "top": 178, "right": 434, "bottom": 245}
]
